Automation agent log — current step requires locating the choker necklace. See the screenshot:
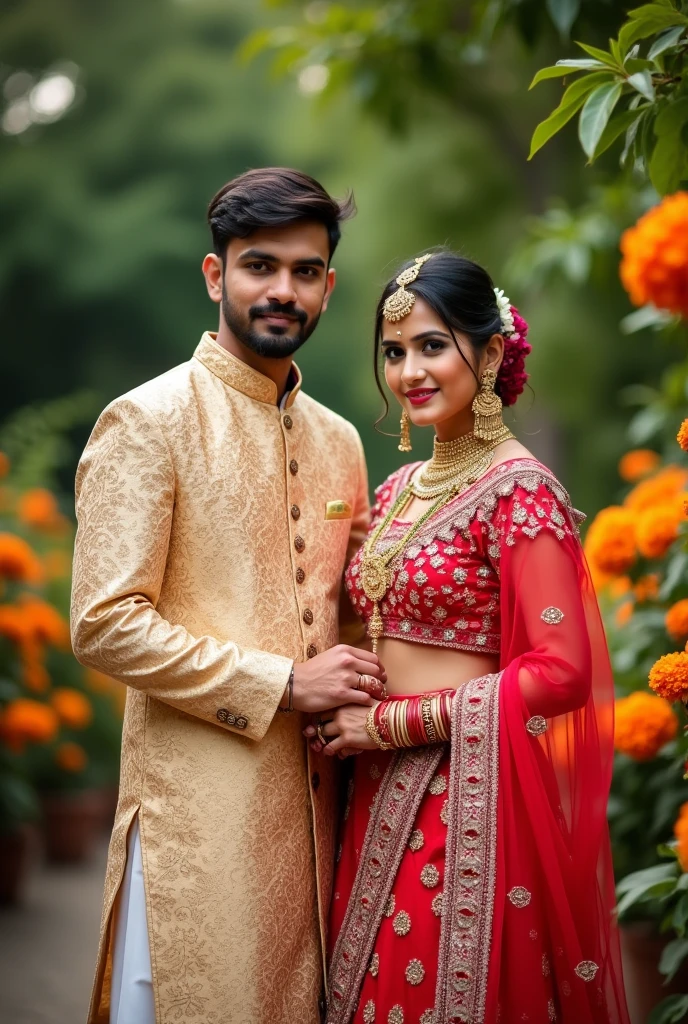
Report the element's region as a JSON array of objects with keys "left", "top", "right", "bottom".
[{"left": 408, "top": 425, "right": 513, "bottom": 499}]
